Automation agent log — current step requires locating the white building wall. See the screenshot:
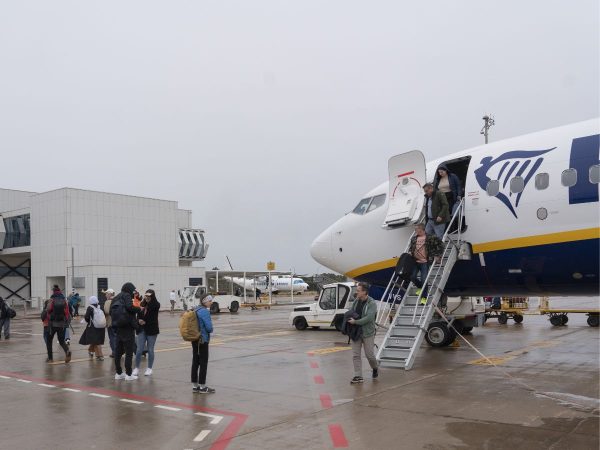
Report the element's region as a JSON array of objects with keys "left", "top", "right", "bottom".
[
  {"left": 177, "top": 209, "right": 192, "bottom": 228},
  {"left": 0, "top": 188, "right": 36, "bottom": 213}
]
